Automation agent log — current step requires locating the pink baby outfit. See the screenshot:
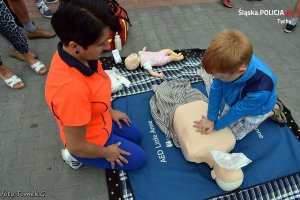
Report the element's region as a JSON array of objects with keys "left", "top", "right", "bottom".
[{"left": 138, "top": 50, "right": 170, "bottom": 70}]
